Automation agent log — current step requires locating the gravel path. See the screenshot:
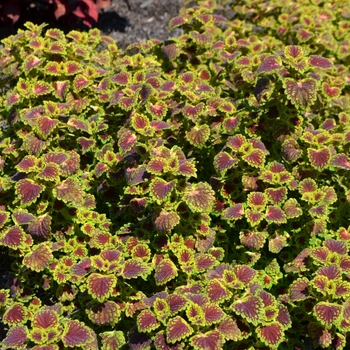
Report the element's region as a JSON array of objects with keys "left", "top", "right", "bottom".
[{"left": 97, "top": 0, "right": 184, "bottom": 49}]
